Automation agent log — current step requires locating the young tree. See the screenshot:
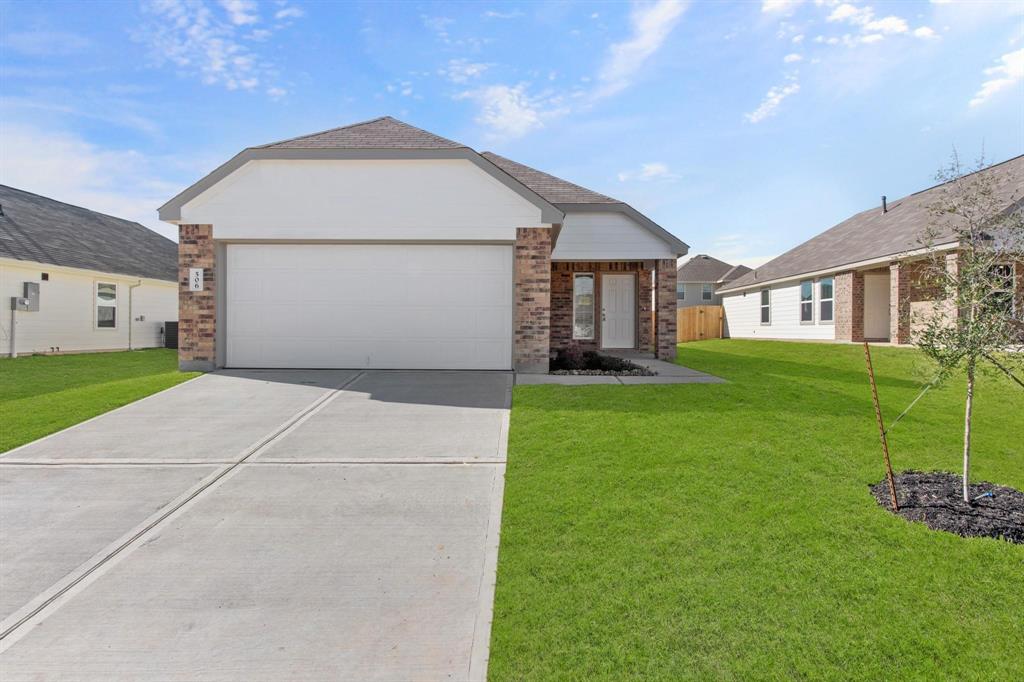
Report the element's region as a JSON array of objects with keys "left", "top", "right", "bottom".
[{"left": 914, "top": 152, "right": 1023, "bottom": 503}]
